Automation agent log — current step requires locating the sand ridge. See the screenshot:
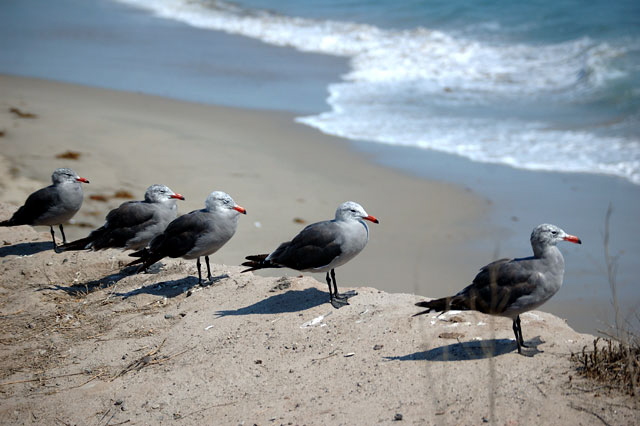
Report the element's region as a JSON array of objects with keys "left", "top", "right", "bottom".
[{"left": 0, "top": 213, "right": 636, "bottom": 425}]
